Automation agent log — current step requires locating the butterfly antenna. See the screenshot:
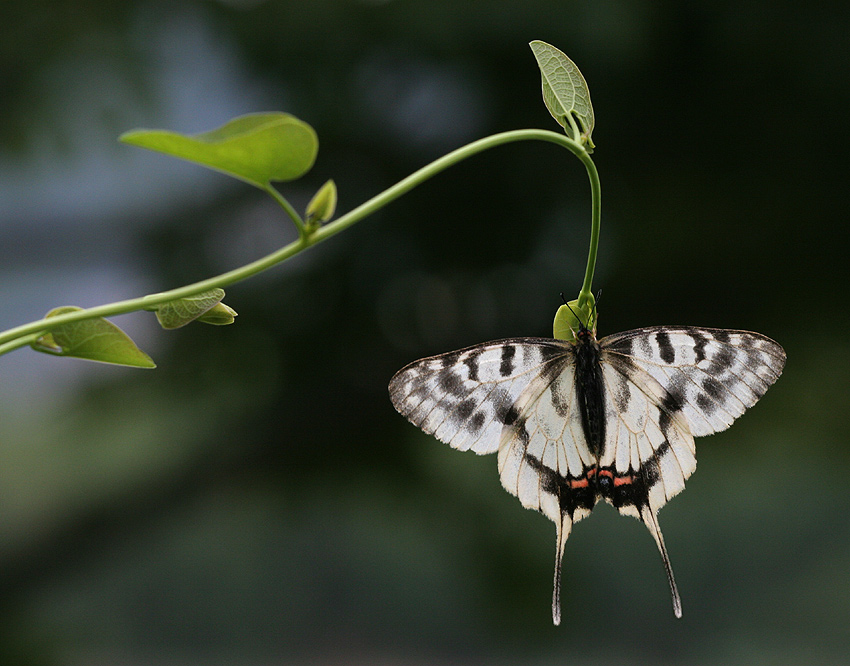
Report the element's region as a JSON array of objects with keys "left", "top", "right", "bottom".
[
  {"left": 593, "top": 290, "right": 601, "bottom": 327},
  {"left": 640, "top": 506, "right": 682, "bottom": 618},
  {"left": 558, "top": 293, "right": 588, "bottom": 333}
]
